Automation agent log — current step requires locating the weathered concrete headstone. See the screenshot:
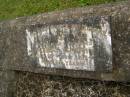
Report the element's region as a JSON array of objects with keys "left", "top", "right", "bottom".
[{"left": 0, "top": 1, "right": 130, "bottom": 97}]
